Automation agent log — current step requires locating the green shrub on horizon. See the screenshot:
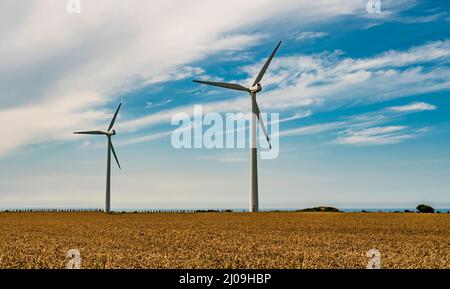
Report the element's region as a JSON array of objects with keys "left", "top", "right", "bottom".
[
  {"left": 416, "top": 204, "right": 435, "bottom": 213},
  {"left": 296, "top": 206, "right": 341, "bottom": 213}
]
